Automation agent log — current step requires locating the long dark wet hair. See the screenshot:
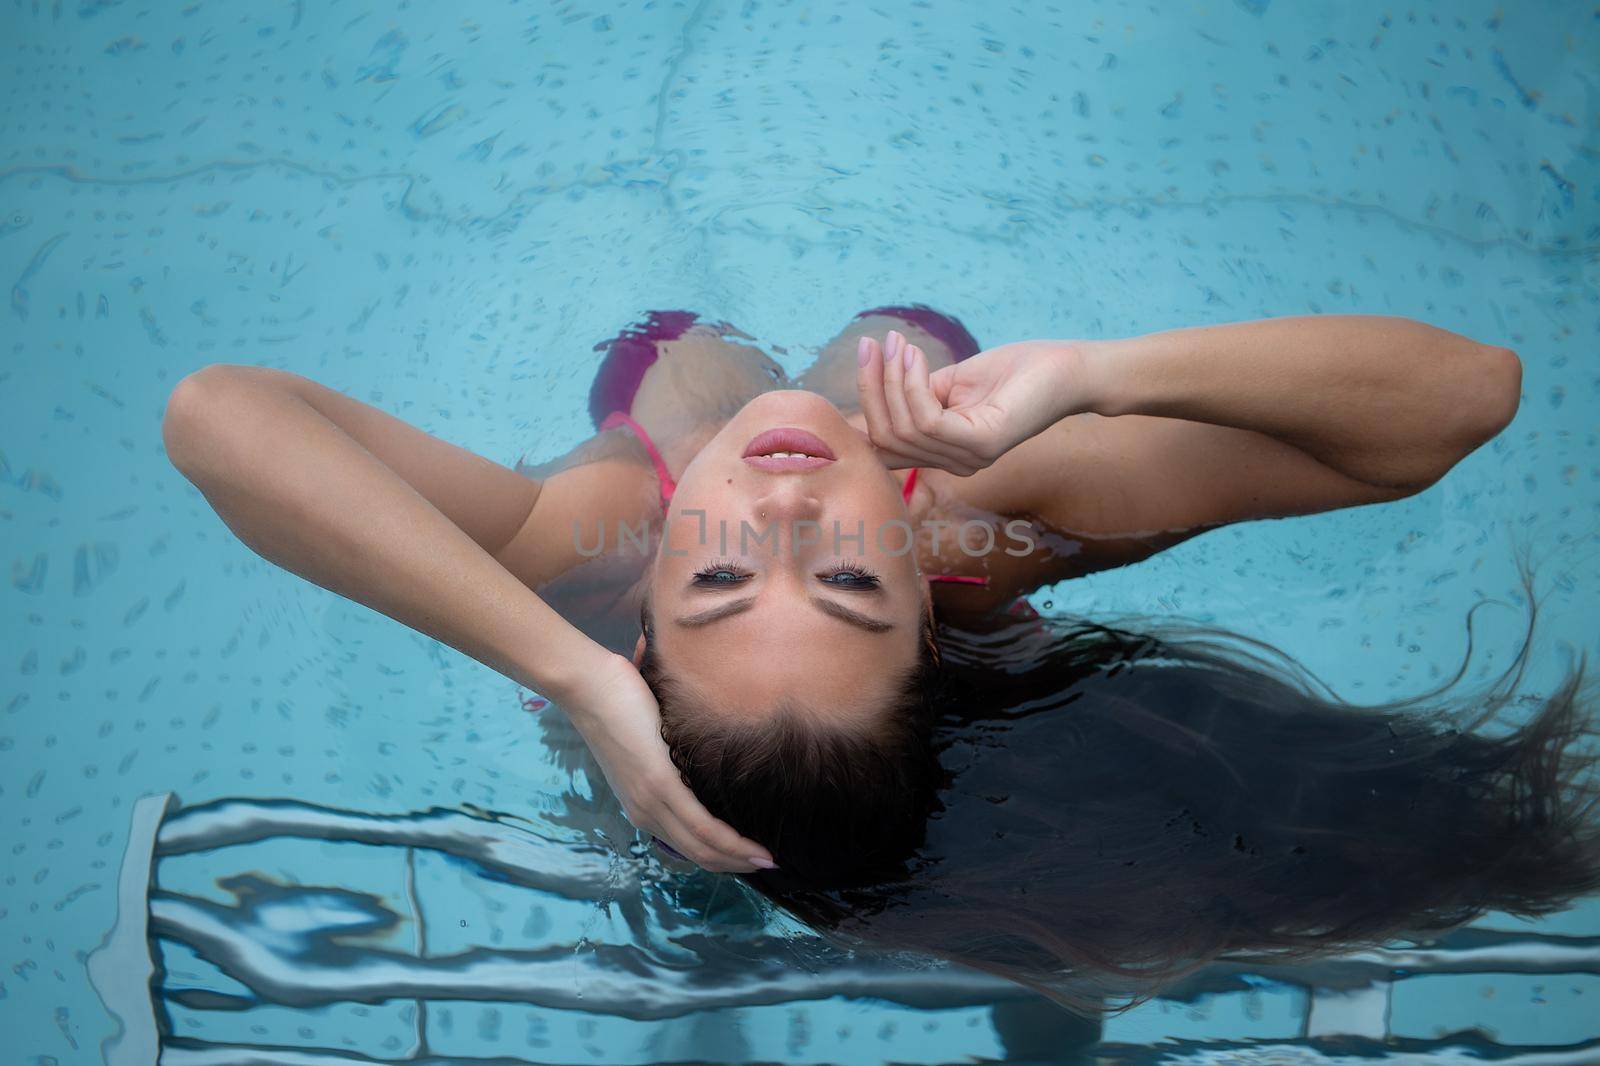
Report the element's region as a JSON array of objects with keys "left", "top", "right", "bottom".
[{"left": 639, "top": 545, "right": 1600, "bottom": 1013}]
